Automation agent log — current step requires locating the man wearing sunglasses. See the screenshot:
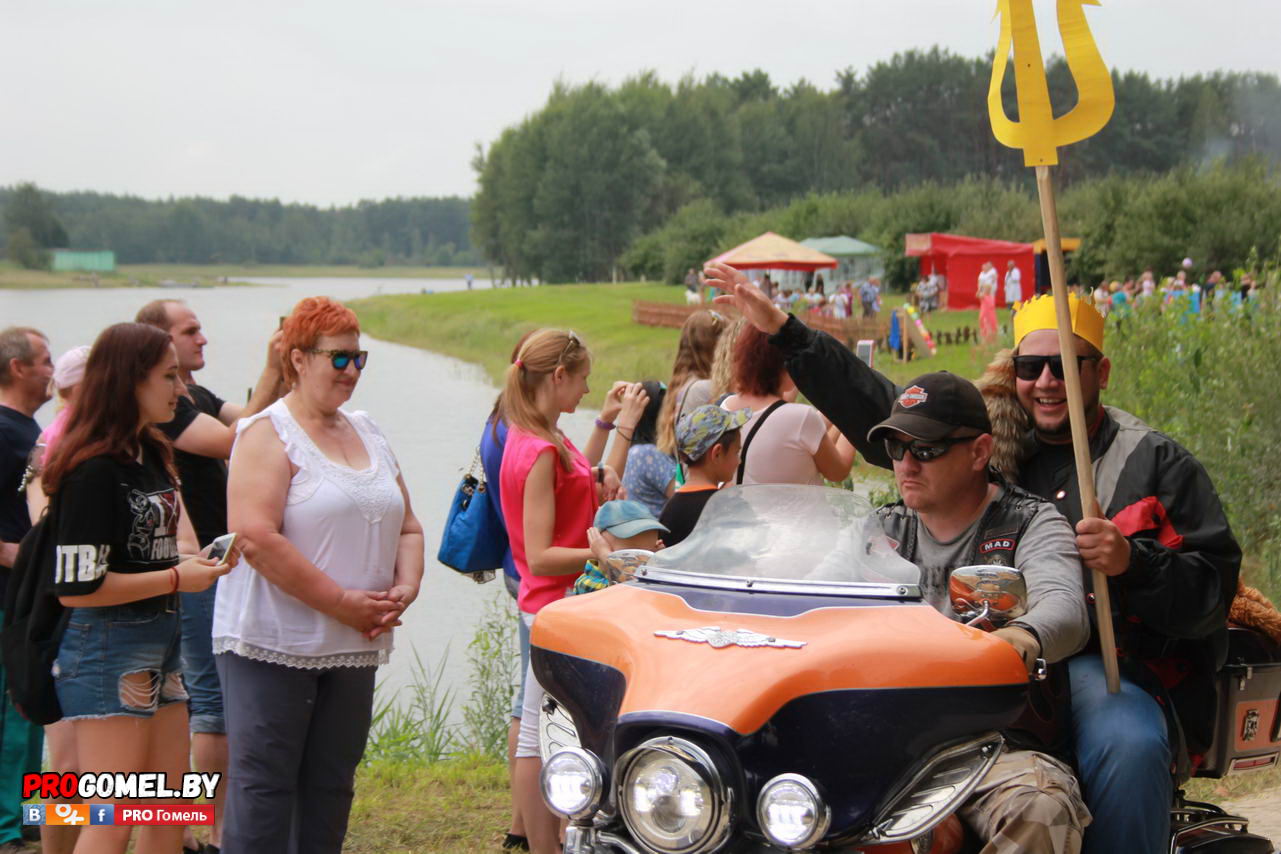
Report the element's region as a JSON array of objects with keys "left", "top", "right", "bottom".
[
  {"left": 136, "top": 299, "right": 286, "bottom": 854},
  {"left": 863, "top": 371, "right": 1091, "bottom": 854},
  {"left": 709, "top": 264, "right": 1241, "bottom": 854}
]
